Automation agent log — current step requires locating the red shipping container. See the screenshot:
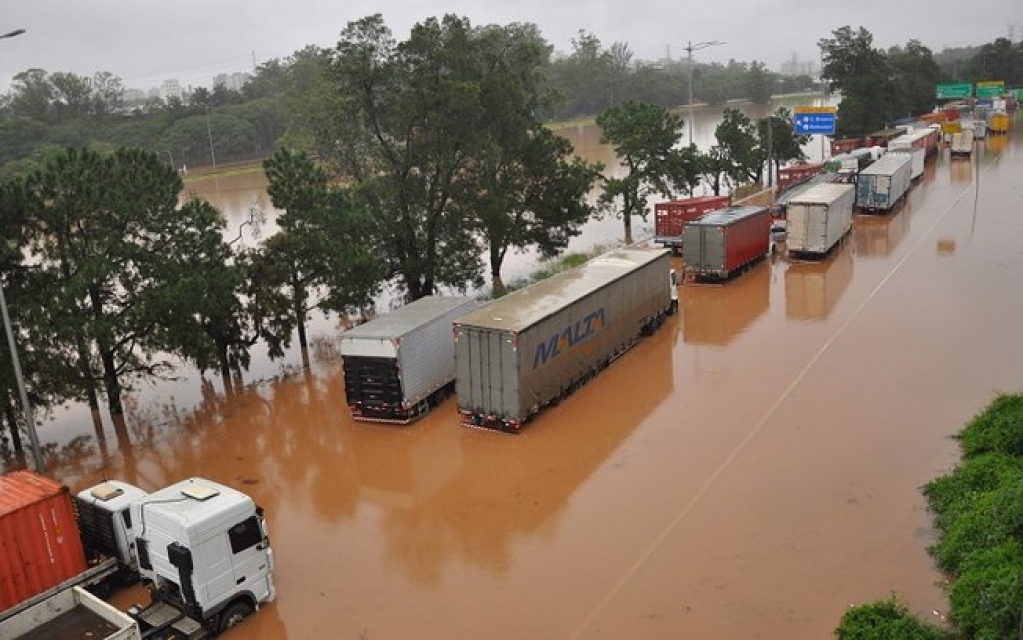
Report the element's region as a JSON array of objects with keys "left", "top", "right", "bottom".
[
  {"left": 777, "top": 162, "right": 824, "bottom": 193},
  {"left": 654, "top": 195, "right": 731, "bottom": 249},
  {"left": 0, "top": 470, "right": 87, "bottom": 612}
]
